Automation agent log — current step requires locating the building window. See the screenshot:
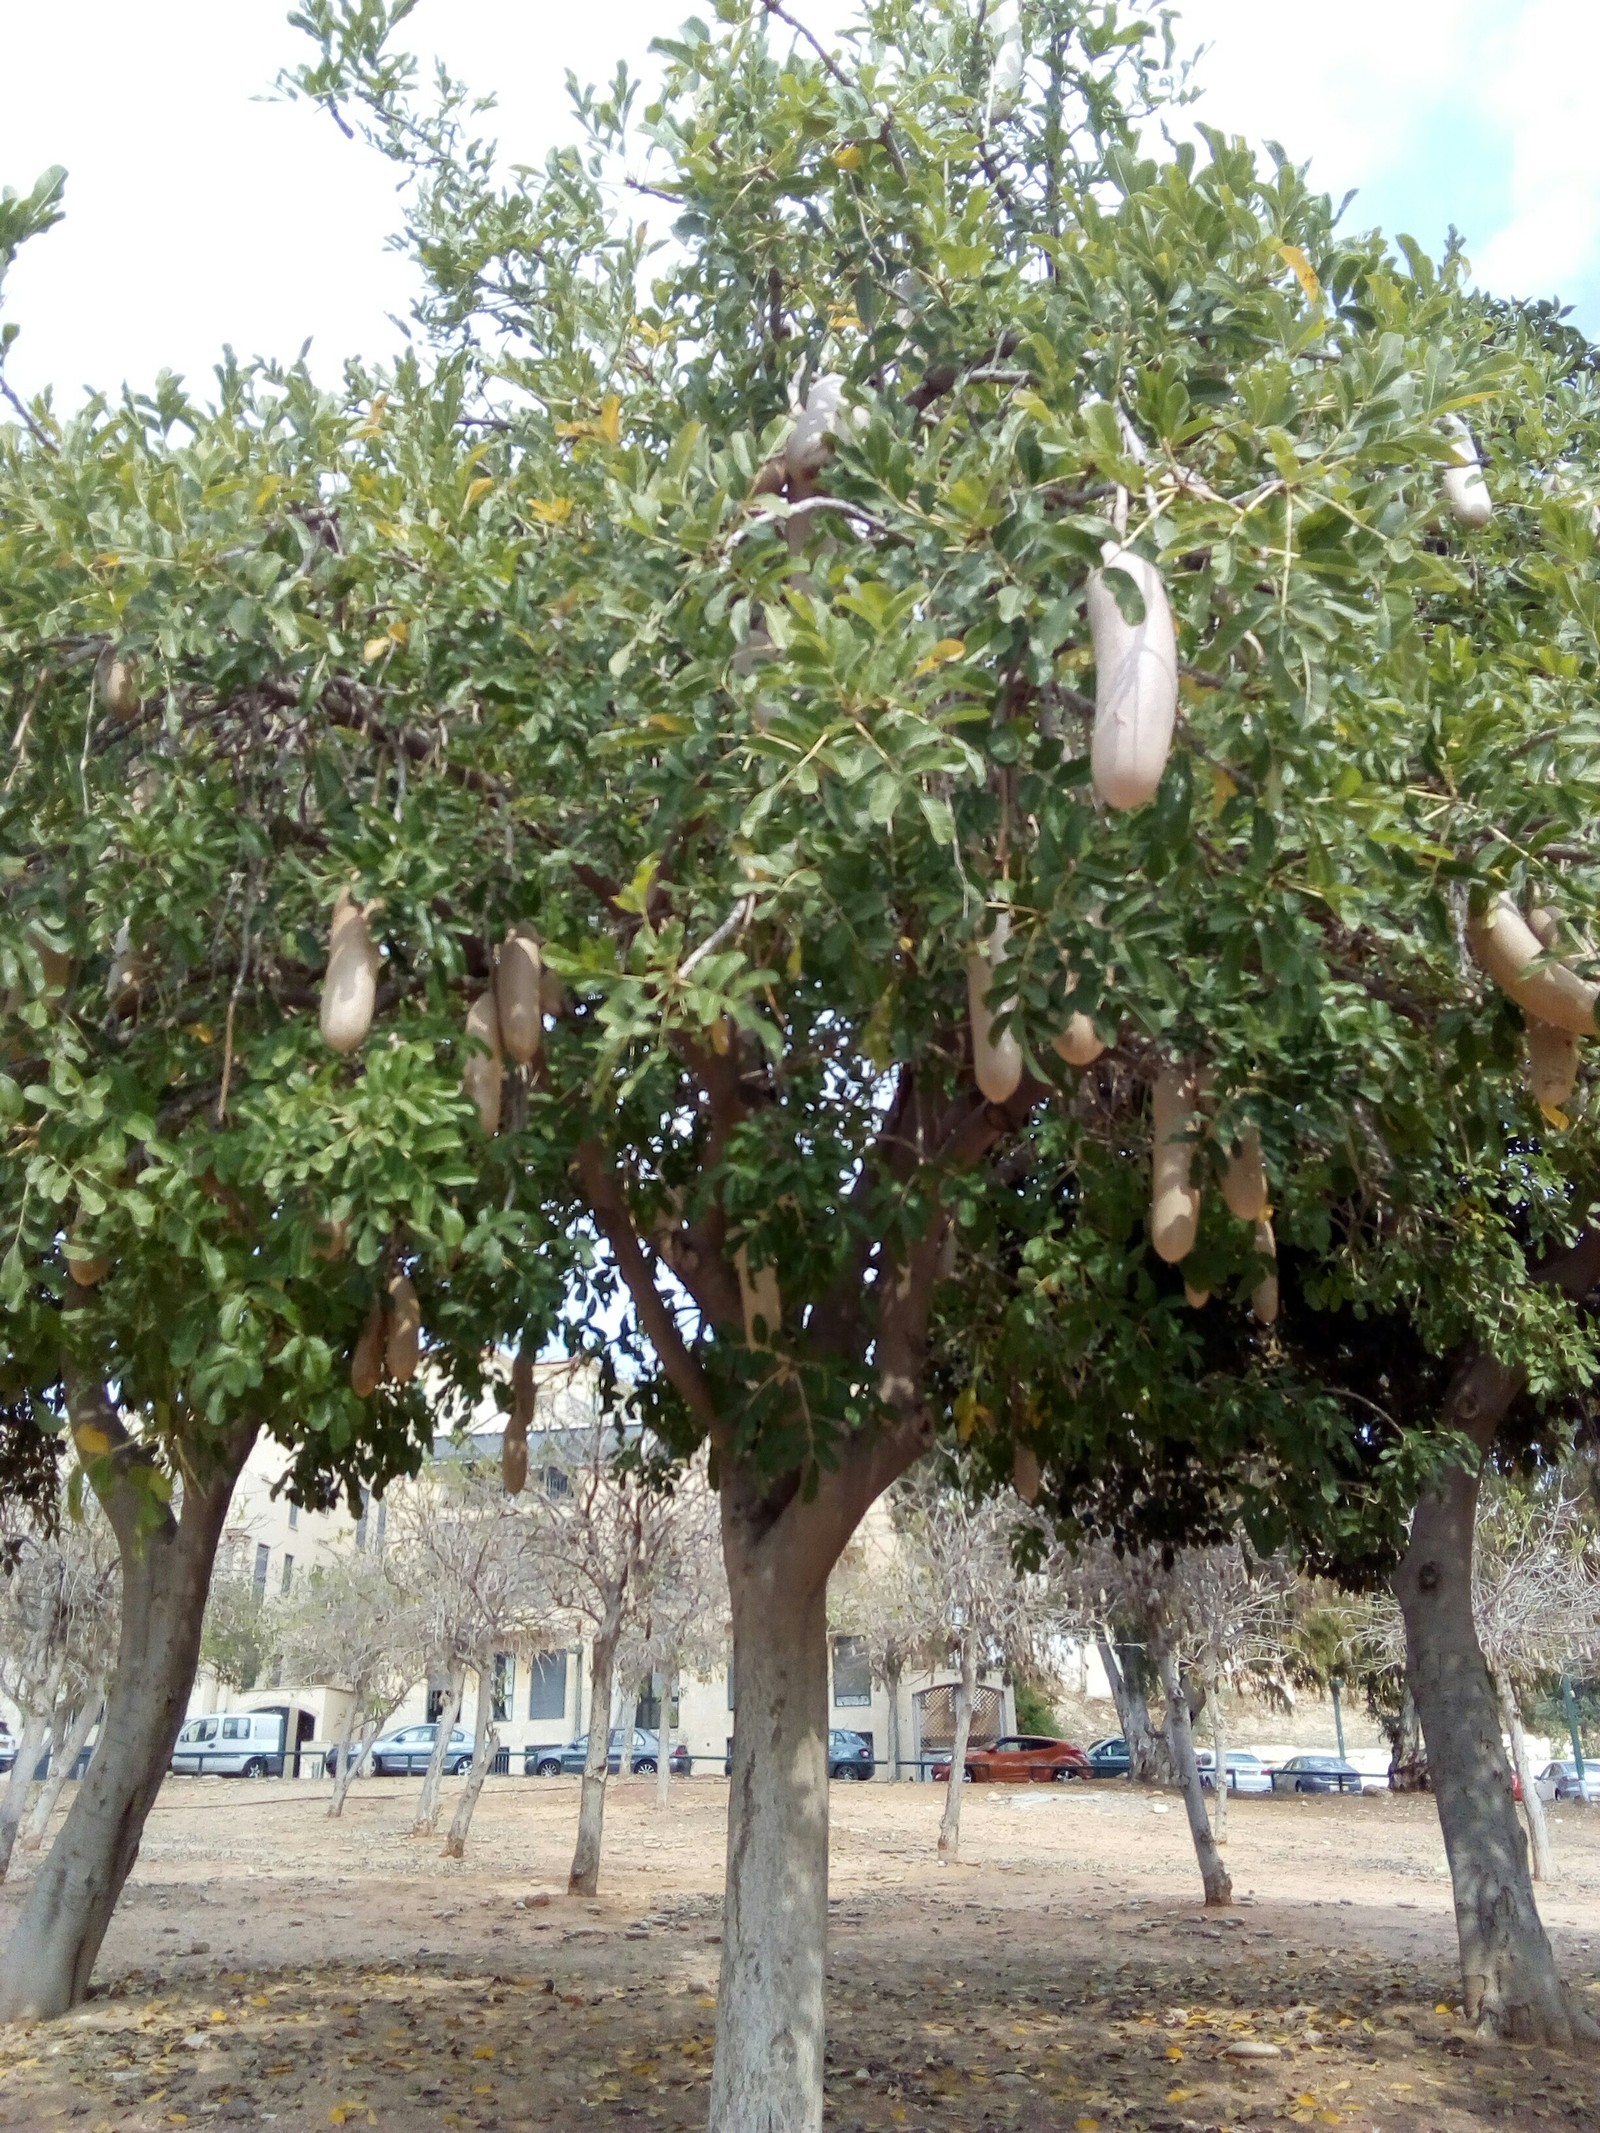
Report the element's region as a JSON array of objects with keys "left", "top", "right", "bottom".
[
  {"left": 634, "top": 1677, "right": 660, "bottom": 1730},
  {"left": 426, "top": 1684, "right": 448, "bottom": 1723},
  {"left": 527, "top": 1651, "right": 568, "bottom": 1721},
  {"left": 832, "top": 1634, "right": 872, "bottom": 1707},
  {"left": 539, "top": 1466, "right": 571, "bottom": 1500},
  {"left": 252, "top": 1543, "right": 270, "bottom": 1597},
  {"left": 280, "top": 1553, "right": 294, "bottom": 1597},
  {"left": 287, "top": 1503, "right": 299, "bottom": 1531},
  {"left": 492, "top": 1653, "right": 514, "bottom": 1723}
]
